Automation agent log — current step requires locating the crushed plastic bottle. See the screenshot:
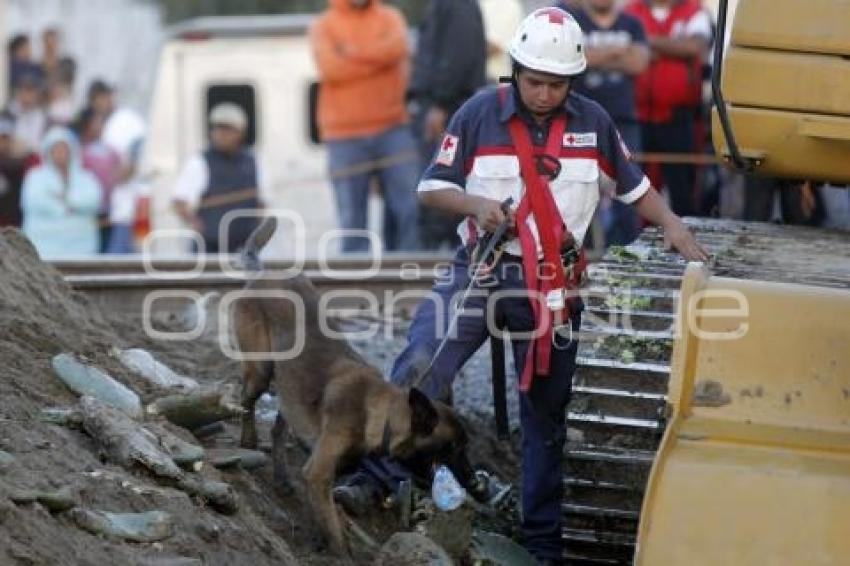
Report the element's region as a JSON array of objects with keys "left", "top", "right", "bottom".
[
  {"left": 432, "top": 465, "right": 467, "bottom": 511},
  {"left": 115, "top": 348, "right": 198, "bottom": 391},
  {"left": 51, "top": 353, "right": 141, "bottom": 418}
]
